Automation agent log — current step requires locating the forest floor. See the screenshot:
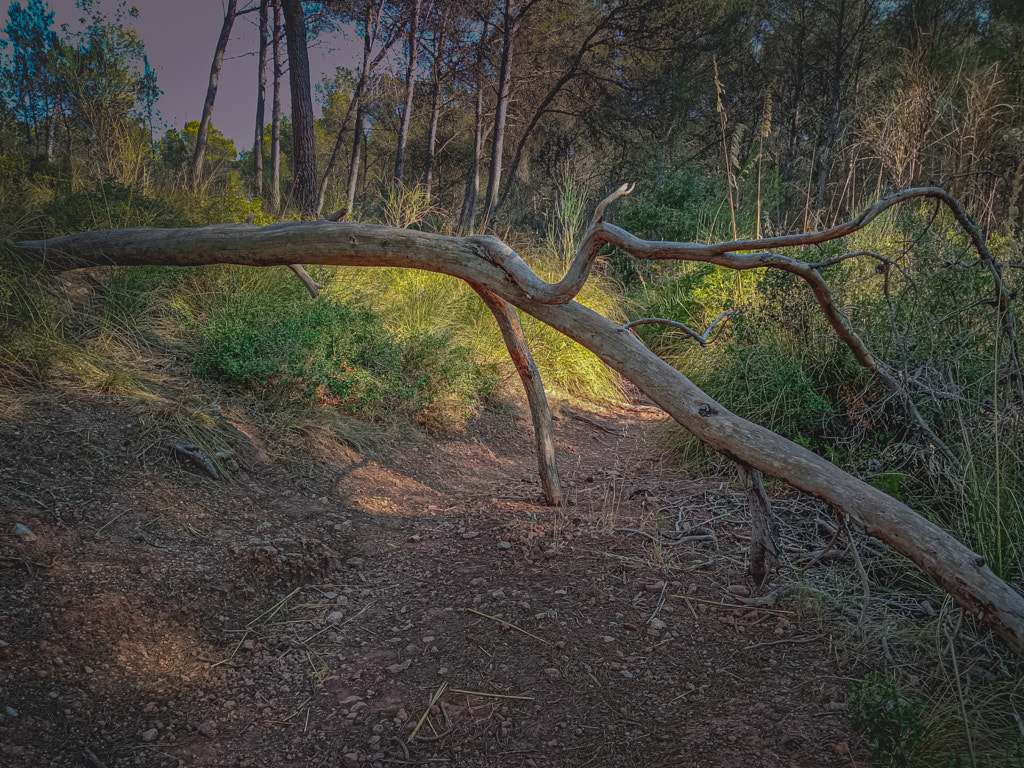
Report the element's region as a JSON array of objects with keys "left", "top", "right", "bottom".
[{"left": 0, "top": 376, "right": 875, "bottom": 767}]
